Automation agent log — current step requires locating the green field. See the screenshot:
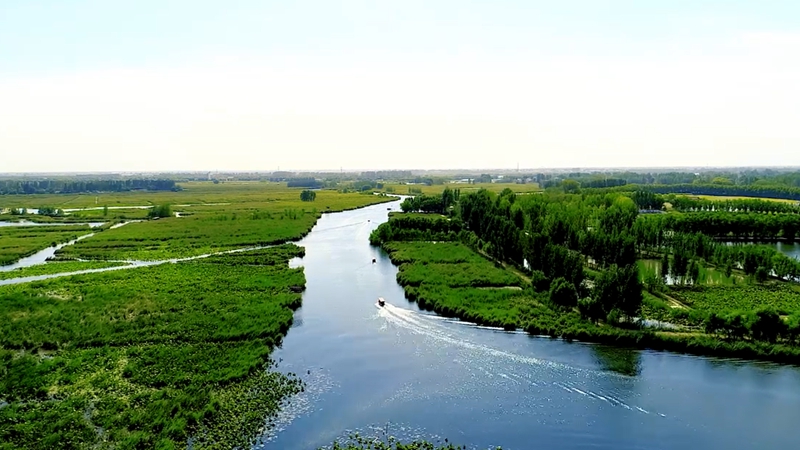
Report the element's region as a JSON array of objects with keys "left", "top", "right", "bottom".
[
  {"left": 671, "top": 284, "right": 800, "bottom": 315},
  {"left": 382, "top": 242, "right": 488, "bottom": 265}
]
